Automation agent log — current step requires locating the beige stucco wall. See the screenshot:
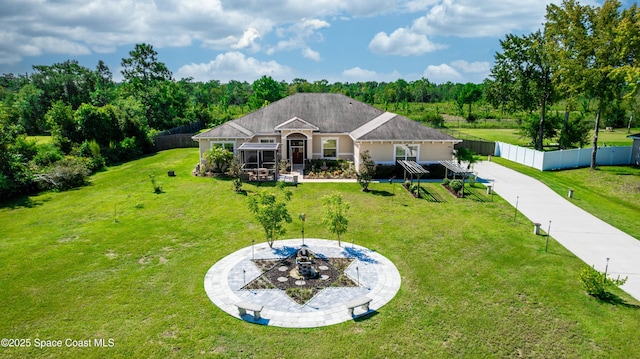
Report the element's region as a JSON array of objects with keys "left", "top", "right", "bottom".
[
  {"left": 196, "top": 139, "right": 242, "bottom": 163},
  {"left": 357, "top": 141, "right": 456, "bottom": 165},
  {"left": 311, "top": 134, "right": 354, "bottom": 160}
]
